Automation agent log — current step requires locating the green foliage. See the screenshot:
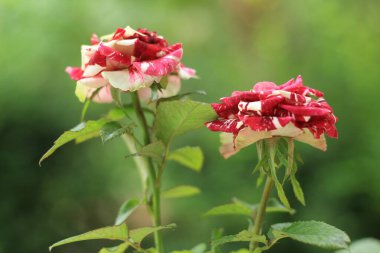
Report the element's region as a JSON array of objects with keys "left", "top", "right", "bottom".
[
  {"left": 127, "top": 141, "right": 166, "bottom": 163},
  {"left": 171, "top": 243, "right": 207, "bottom": 253},
  {"left": 204, "top": 203, "right": 252, "bottom": 217},
  {"left": 154, "top": 100, "right": 217, "bottom": 144},
  {"left": 50, "top": 224, "right": 176, "bottom": 251},
  {"left": 211, "top": 230, "right": 267, "bottom": 248},
  {"left": 40, "top": 108, "right": 125, "bottom": 165},
  {"left": 162, "top": 185, "right": 201, "bottom": 199},
  {"left": 100, "top": 122, "right": 134, "bottom": 144},
  {"left": 168, "top": 146, "right": 204, "bottom": 172},
  {"left": 270, "top": 221, "right": 350, "bottom": 250},
  {"left": 129, "top": 224, "right": 176, "bottom": 244},
  {"left": 49, "top": 224, "right": 129, "bottom": 251},
  {"left": 290, "top": 173, "right": 305, "bottom": 206},
  {"left": 335, "top": 238, "right": 380, "bottom": 253},
  {"left": 99, "top": 243, "right": 129, "bottom": 253},
  {"left": 115, "top": 199, "right": 141, "bottom": 225}
]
